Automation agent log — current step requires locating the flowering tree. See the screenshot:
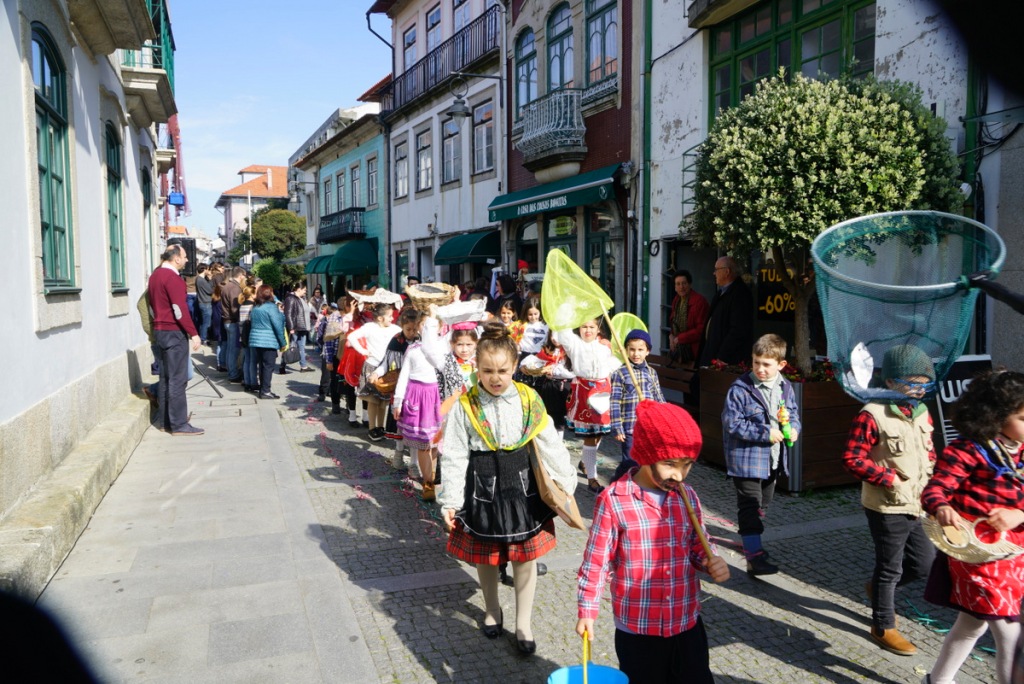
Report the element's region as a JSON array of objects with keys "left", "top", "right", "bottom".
[{"left": 690, "top": 72, "right": 961, "bottom": 374}]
